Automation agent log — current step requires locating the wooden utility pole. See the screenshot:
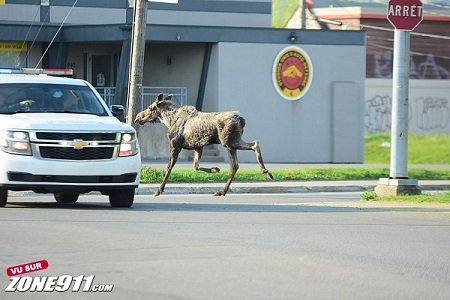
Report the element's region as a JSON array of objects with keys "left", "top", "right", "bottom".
[{"left": 126, "top": 0, "right": 148, "bottom": 128}]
